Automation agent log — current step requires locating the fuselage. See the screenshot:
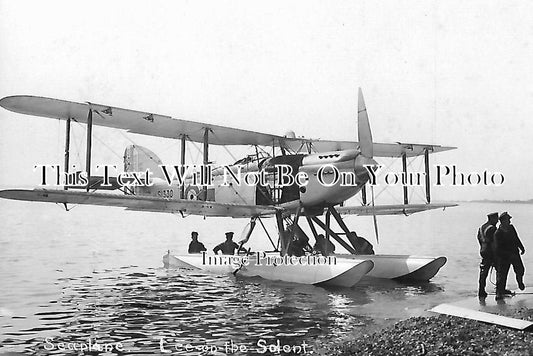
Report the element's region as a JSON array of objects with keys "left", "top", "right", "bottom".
[{"left": 142, "top": 148, "right": 374, "bottom": 209}]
